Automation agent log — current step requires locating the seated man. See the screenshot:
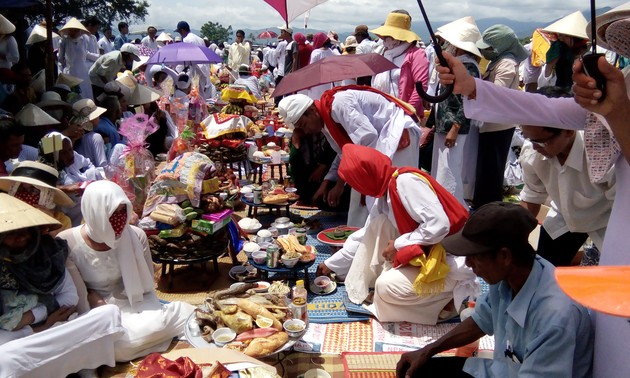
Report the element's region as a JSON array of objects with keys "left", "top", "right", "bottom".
[
  {"left": 317, "top": 145, "right": 477, "bottom": 325},
  {"left": 397, "top": 202, "right": 594, "bottom": 378},
  {"left": 519, "top": 87, "right": 615, "bottom": 266}
]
